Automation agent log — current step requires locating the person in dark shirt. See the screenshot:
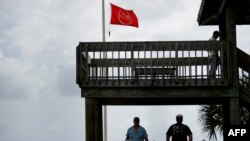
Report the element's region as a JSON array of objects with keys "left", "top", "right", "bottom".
[{"left": 166, "top": 114, "right": 193, "bottom": 141}]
